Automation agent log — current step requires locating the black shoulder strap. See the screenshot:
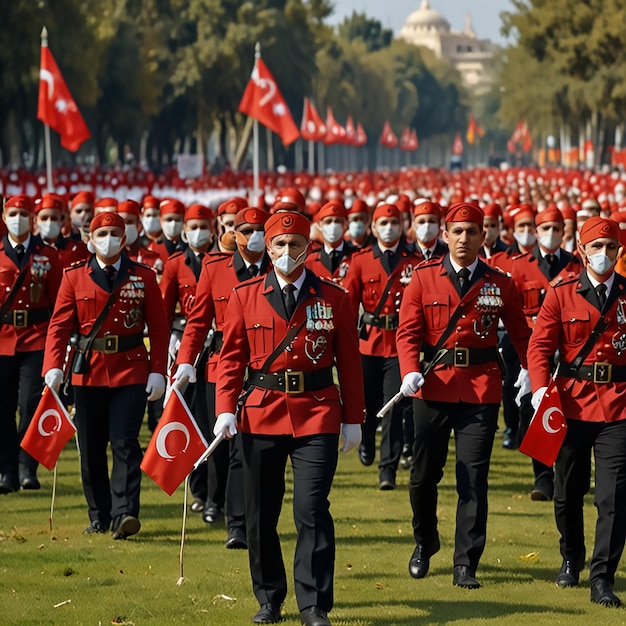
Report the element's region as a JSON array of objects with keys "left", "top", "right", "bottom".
[
  {"left": 566, "top": 315, "right": 610, "bottom": 373},
  {"left": 261, "top": 318, "right": 307, "bottom": 373},
  {"left": 370, "top": 273, "right": 397, "bottom": 318},
  {"left": 421, "top": 302, "right": 467, "bottom": 376},
  {"left": 79, "top": 290, "right": 119, "bottom": 354},
  {"left": 0, "top": 266, "right": 29, "bottom": 319}
]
